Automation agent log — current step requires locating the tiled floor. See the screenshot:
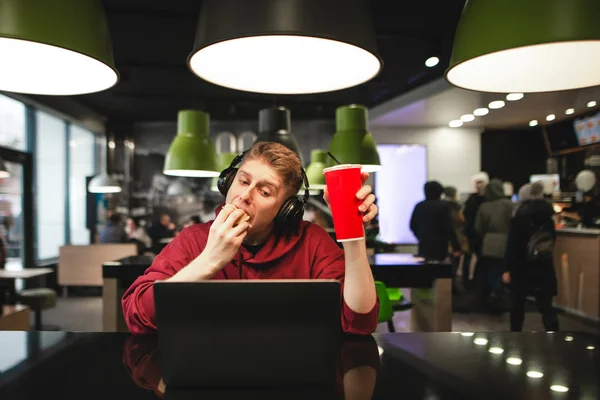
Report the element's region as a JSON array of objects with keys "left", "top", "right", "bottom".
[{"left": 39, "top": 293, "right": 600, "bottom": 336}]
